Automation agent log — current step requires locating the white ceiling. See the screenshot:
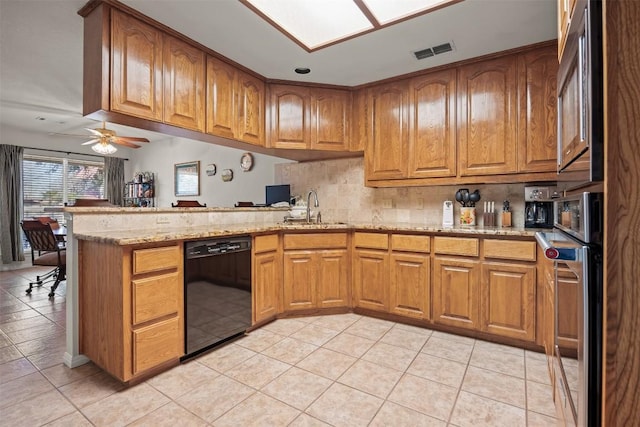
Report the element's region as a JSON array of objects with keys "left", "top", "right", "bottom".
[{"left": 0, "top": 0, "right": 556, "bottom": 148}]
